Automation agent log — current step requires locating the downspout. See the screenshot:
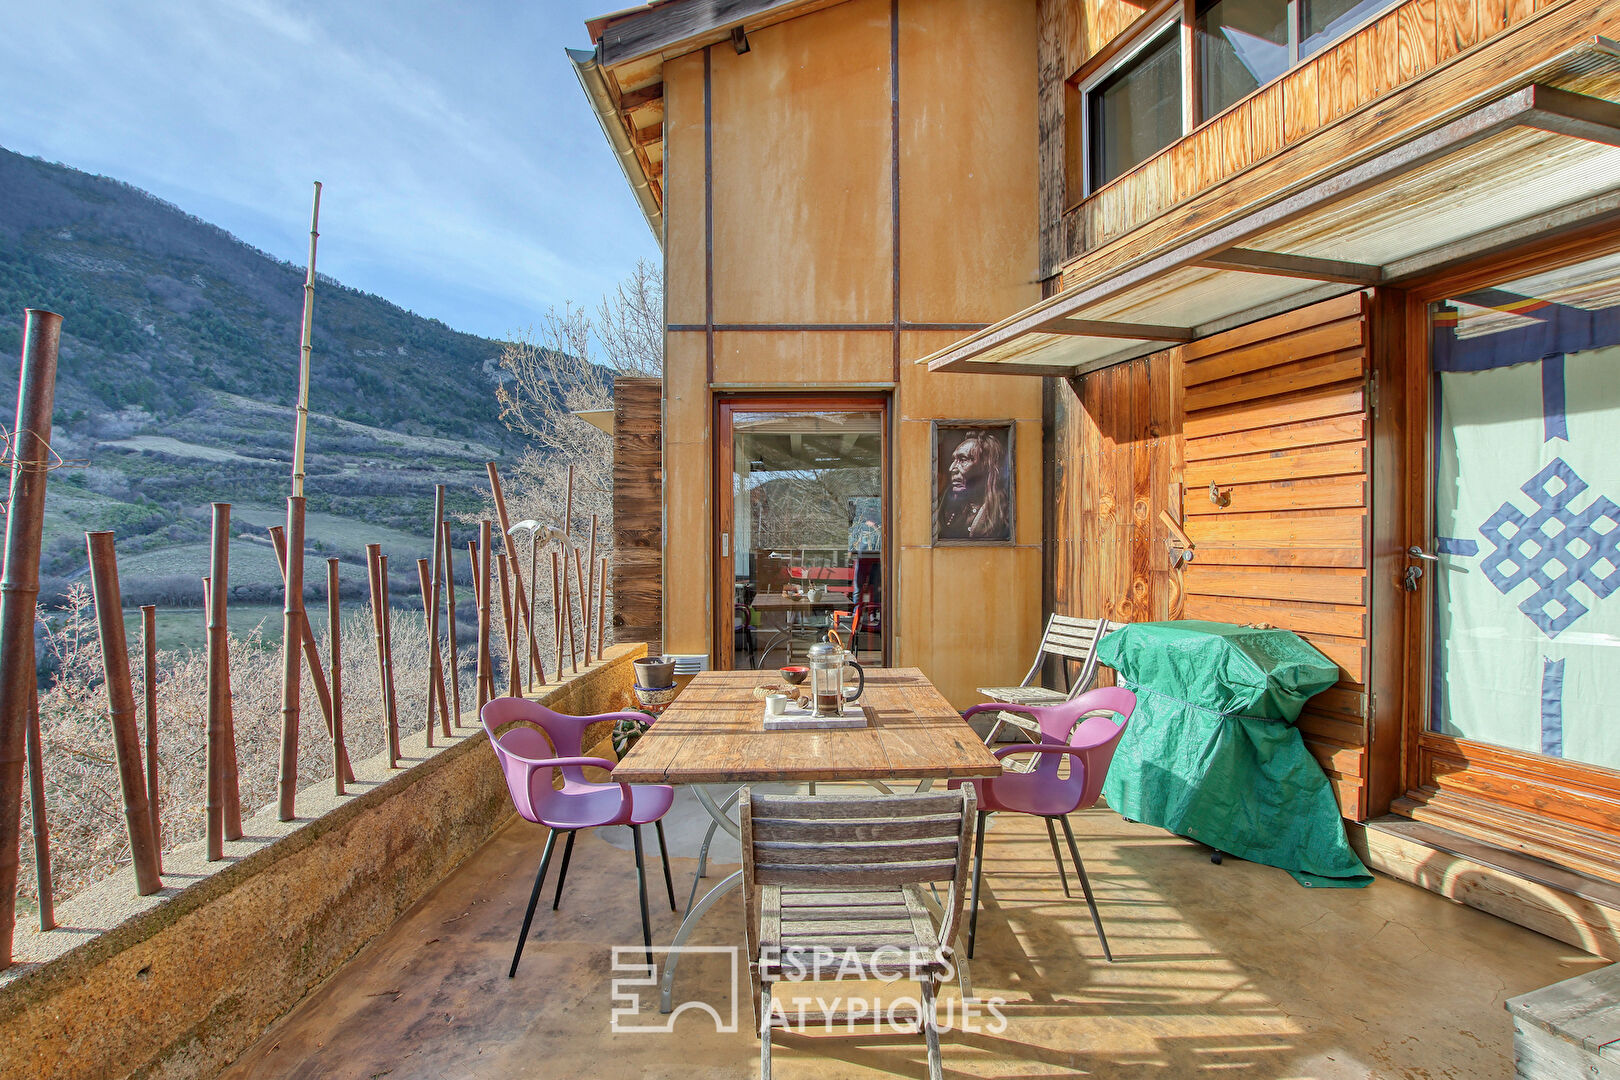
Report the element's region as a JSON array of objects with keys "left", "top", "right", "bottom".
[{"left": 567, "top": 46, "right": 663, "bottom": 245}]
